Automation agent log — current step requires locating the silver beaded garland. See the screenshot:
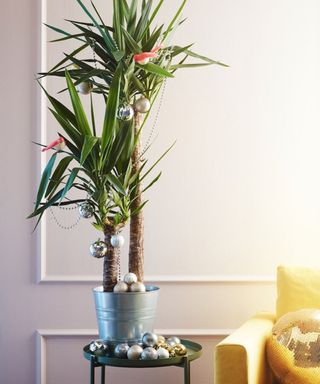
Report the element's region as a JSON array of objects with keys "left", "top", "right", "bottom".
[
  {"left": 118, "top": 104, "right": 134, "bottom": 121},
  {"left": 79, "top": 202, "right": 94, "bottom": 218},
  {"left": 90, "top": 240, "right": 108, "bottom": 258},
  {"left": 49, "top": 205, "right": 81, "bottom": 230},
  {"left": 114, "top": 343, "right": 129, "bottom": 358}
]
